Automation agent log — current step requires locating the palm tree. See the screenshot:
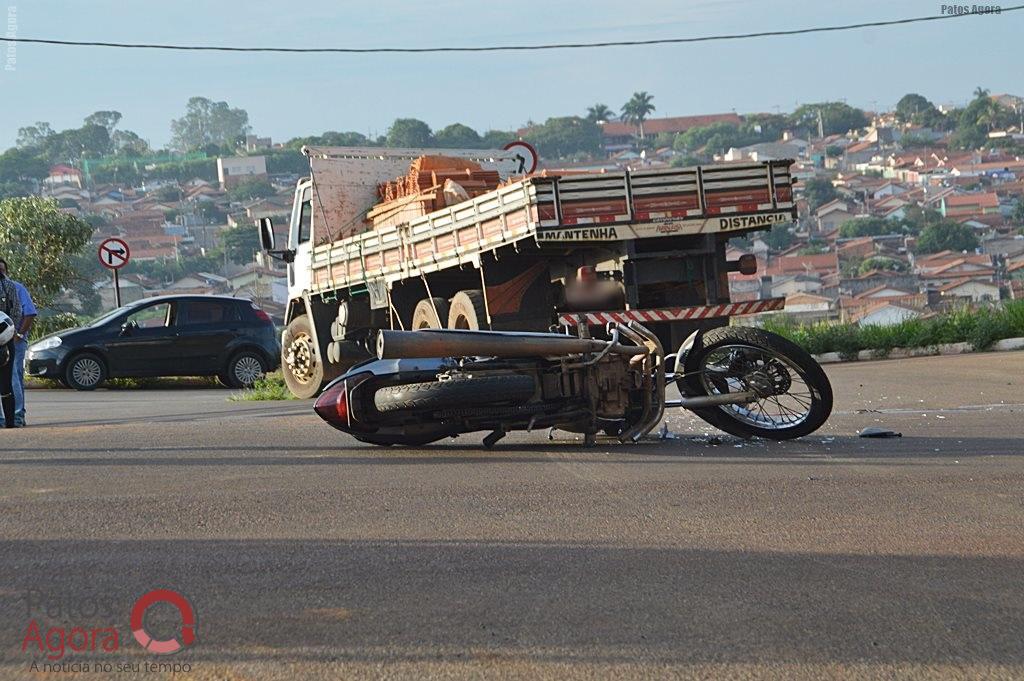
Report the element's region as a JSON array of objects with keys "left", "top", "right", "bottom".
[
  {"left": 973, "top": 86, "right": 991, "bottom": 100},
  {"left": 977, "top": 98, "right": 1006, "bottom": 131},
  {"left": 620, "top": 92, "right": 656, "bottom": 140},
  {"left": 586, "top": 104, "right": 613, "bottom": 123}
]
